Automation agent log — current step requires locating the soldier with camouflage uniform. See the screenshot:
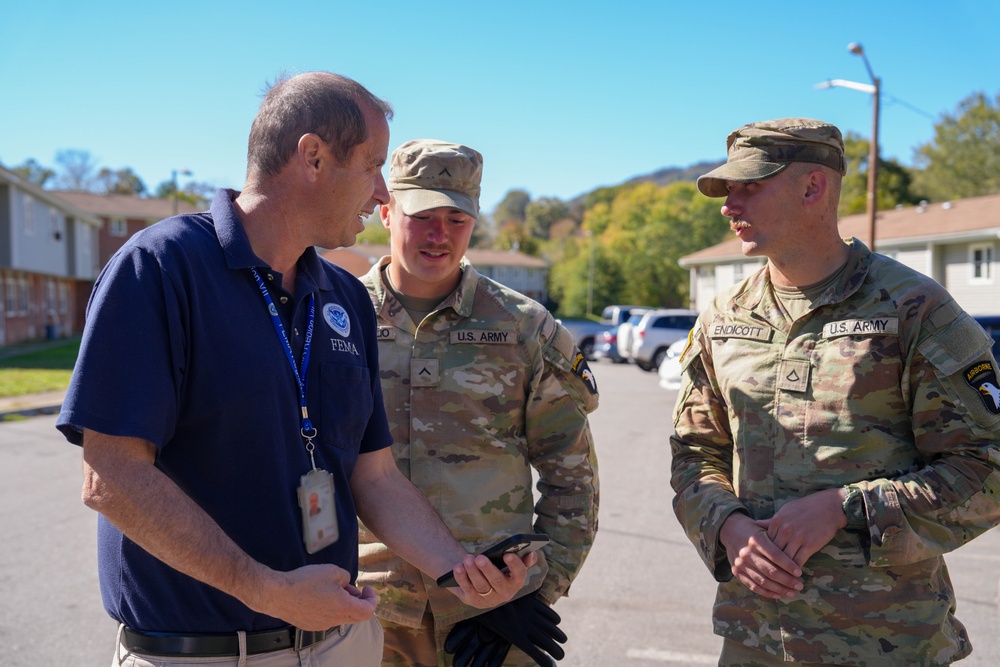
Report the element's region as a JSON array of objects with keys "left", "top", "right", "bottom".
[
  {"left": 671, "top": 118, "right": 1000, "bottom": 666},
  {"left": 358, "top": 139, "right": 600, "bottom": 667}
]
